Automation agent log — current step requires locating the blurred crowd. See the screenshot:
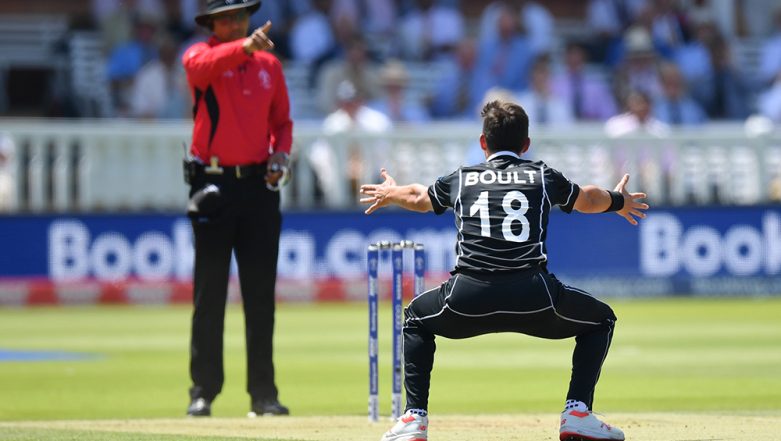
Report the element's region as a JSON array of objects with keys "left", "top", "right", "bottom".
[
  {"left": 3, "top": 0, "right": 781, "bottom": 211},
  {"left": 74, "top": 0, "right": 781, "bottom": 130}
]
